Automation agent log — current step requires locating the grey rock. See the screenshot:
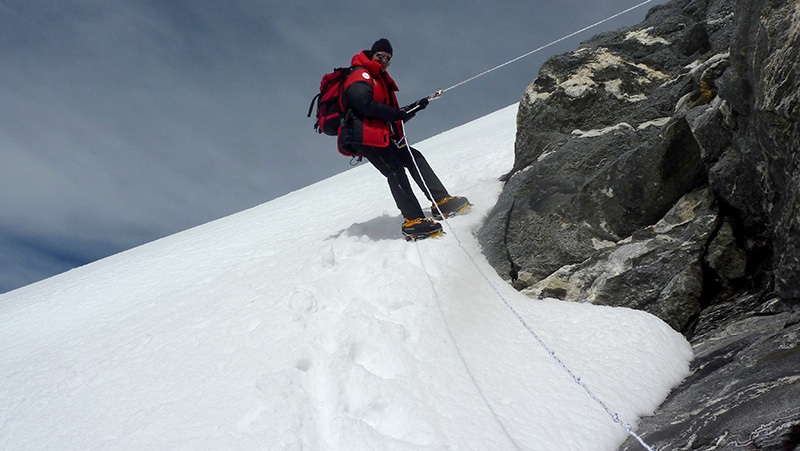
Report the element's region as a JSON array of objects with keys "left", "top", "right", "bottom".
[
  {"left": 620, "top": 302, "right": 800, "bottom": 450},
  {"left": 712, "top": 0, "right": 800, "bottom": 301},
  {"left": 705, "top": 220, "right": 747, "bottom": 289},
  {"left": 475, "top": 0, "right": 800, "bottom": 448},
  {"left": 525, "top": 187, "right": 718, "bottom": 332}
]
